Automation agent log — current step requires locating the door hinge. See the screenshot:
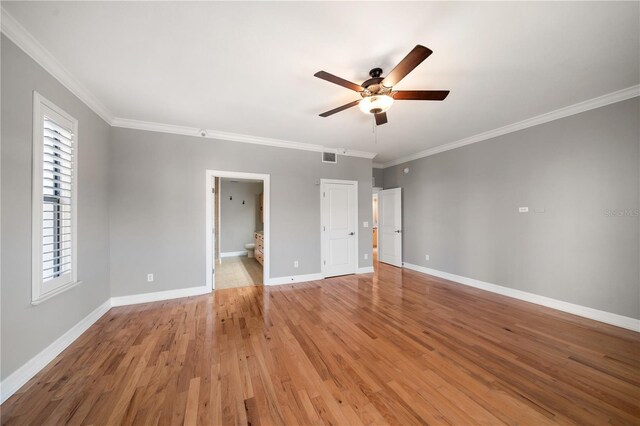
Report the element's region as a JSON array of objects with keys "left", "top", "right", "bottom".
[
  {"left": 323, "top": 260, "right": 326, "bottom": 265},
  {"left": 323, "top": 191, "right": 325, "bottom": 197}
]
